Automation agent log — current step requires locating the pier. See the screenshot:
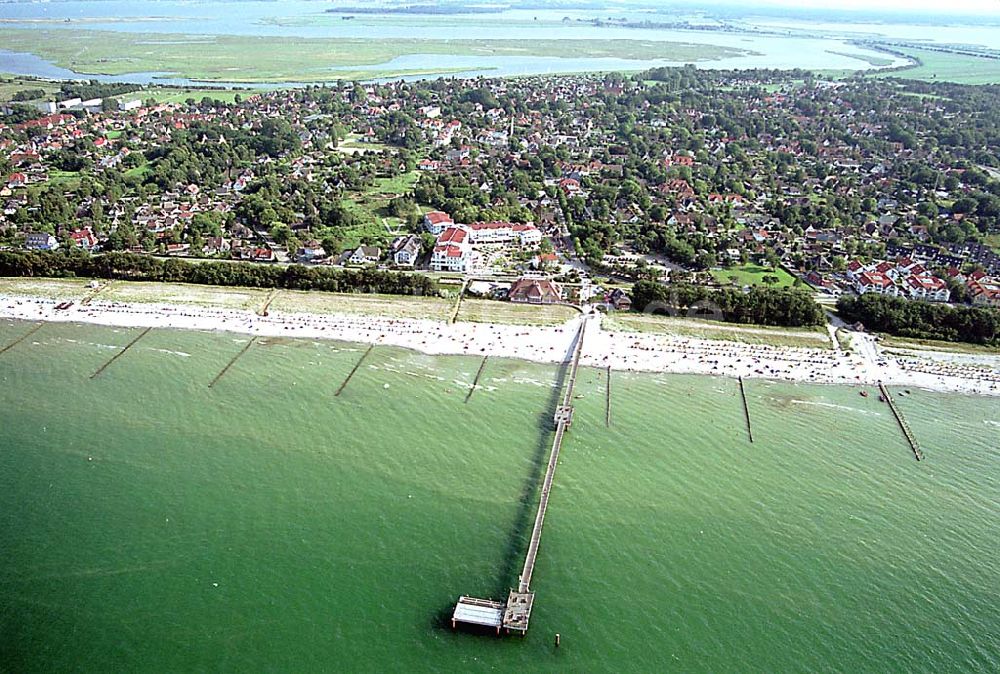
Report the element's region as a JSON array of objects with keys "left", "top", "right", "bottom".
[
  {"left": 878, "top": 382, "right": 924, "bottom": 461},
  {"left": 0, "top": 322, "right": 43, "bottom": 356},
  {"left": 738, "top": 376, "right": 754, "bottom": 443},
  {"left": 453, "top": 317, "right": 588, "bottom": 636},
  {"left": 335, "top": 344, "right": 374, "bottom": 397},
  {"left": 209, "top": 337, "right": 257, "bottom": 388},
  {"left": 91, "top": 327, "right": 152, "bottom": 379}
]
